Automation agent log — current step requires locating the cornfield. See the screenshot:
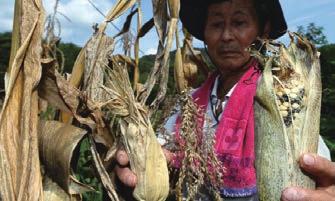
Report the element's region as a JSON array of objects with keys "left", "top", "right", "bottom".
[{"left": 0, "top": 0, "right": 322, "bottom": 201}]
